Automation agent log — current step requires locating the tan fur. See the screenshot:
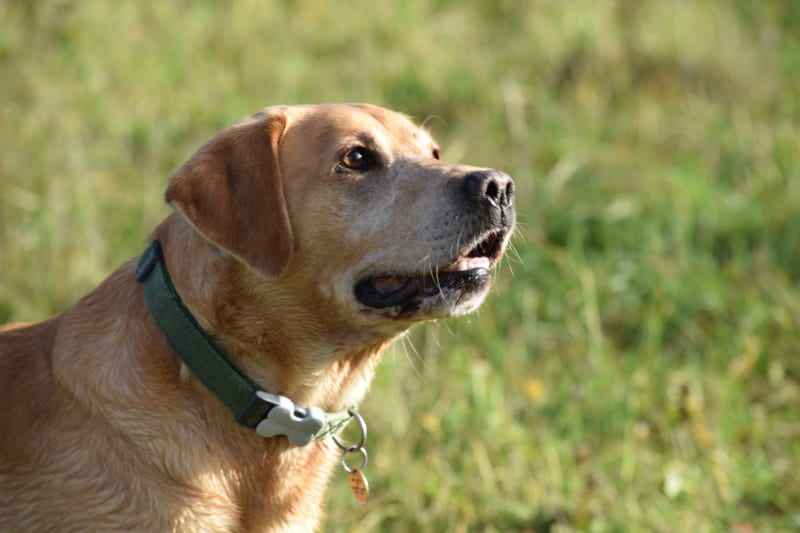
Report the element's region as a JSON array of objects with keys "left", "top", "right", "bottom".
[{"left": 0, "top": 104, "right": 514, "bottom": 532}]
